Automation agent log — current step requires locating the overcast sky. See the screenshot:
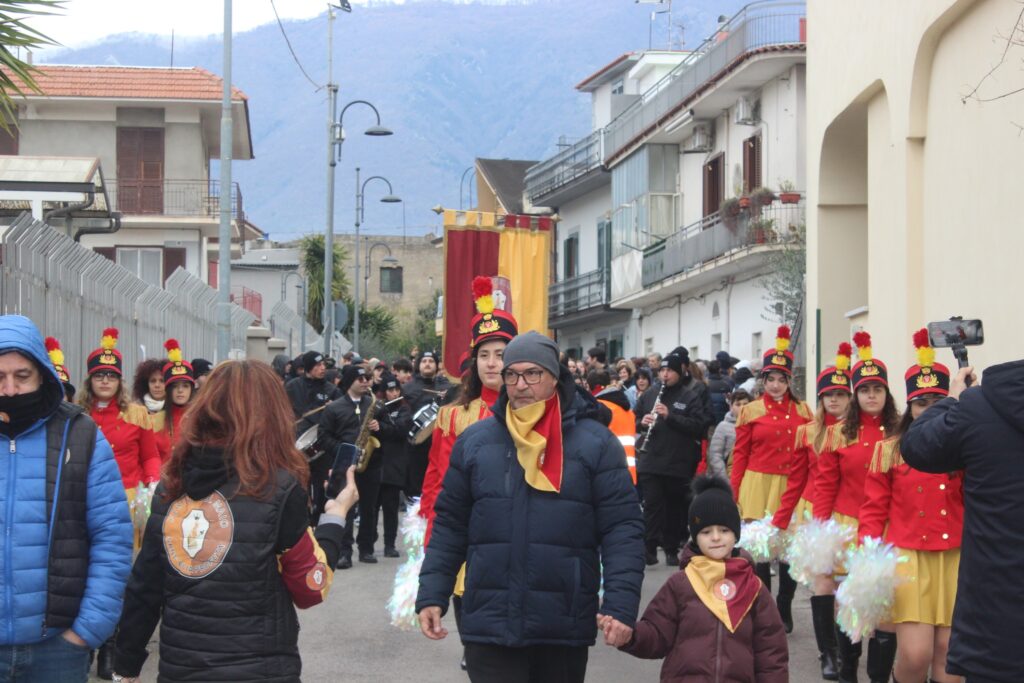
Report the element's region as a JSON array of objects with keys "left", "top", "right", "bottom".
[{"left": 33, "top": 0, "right": 387, "bottom": 51}]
